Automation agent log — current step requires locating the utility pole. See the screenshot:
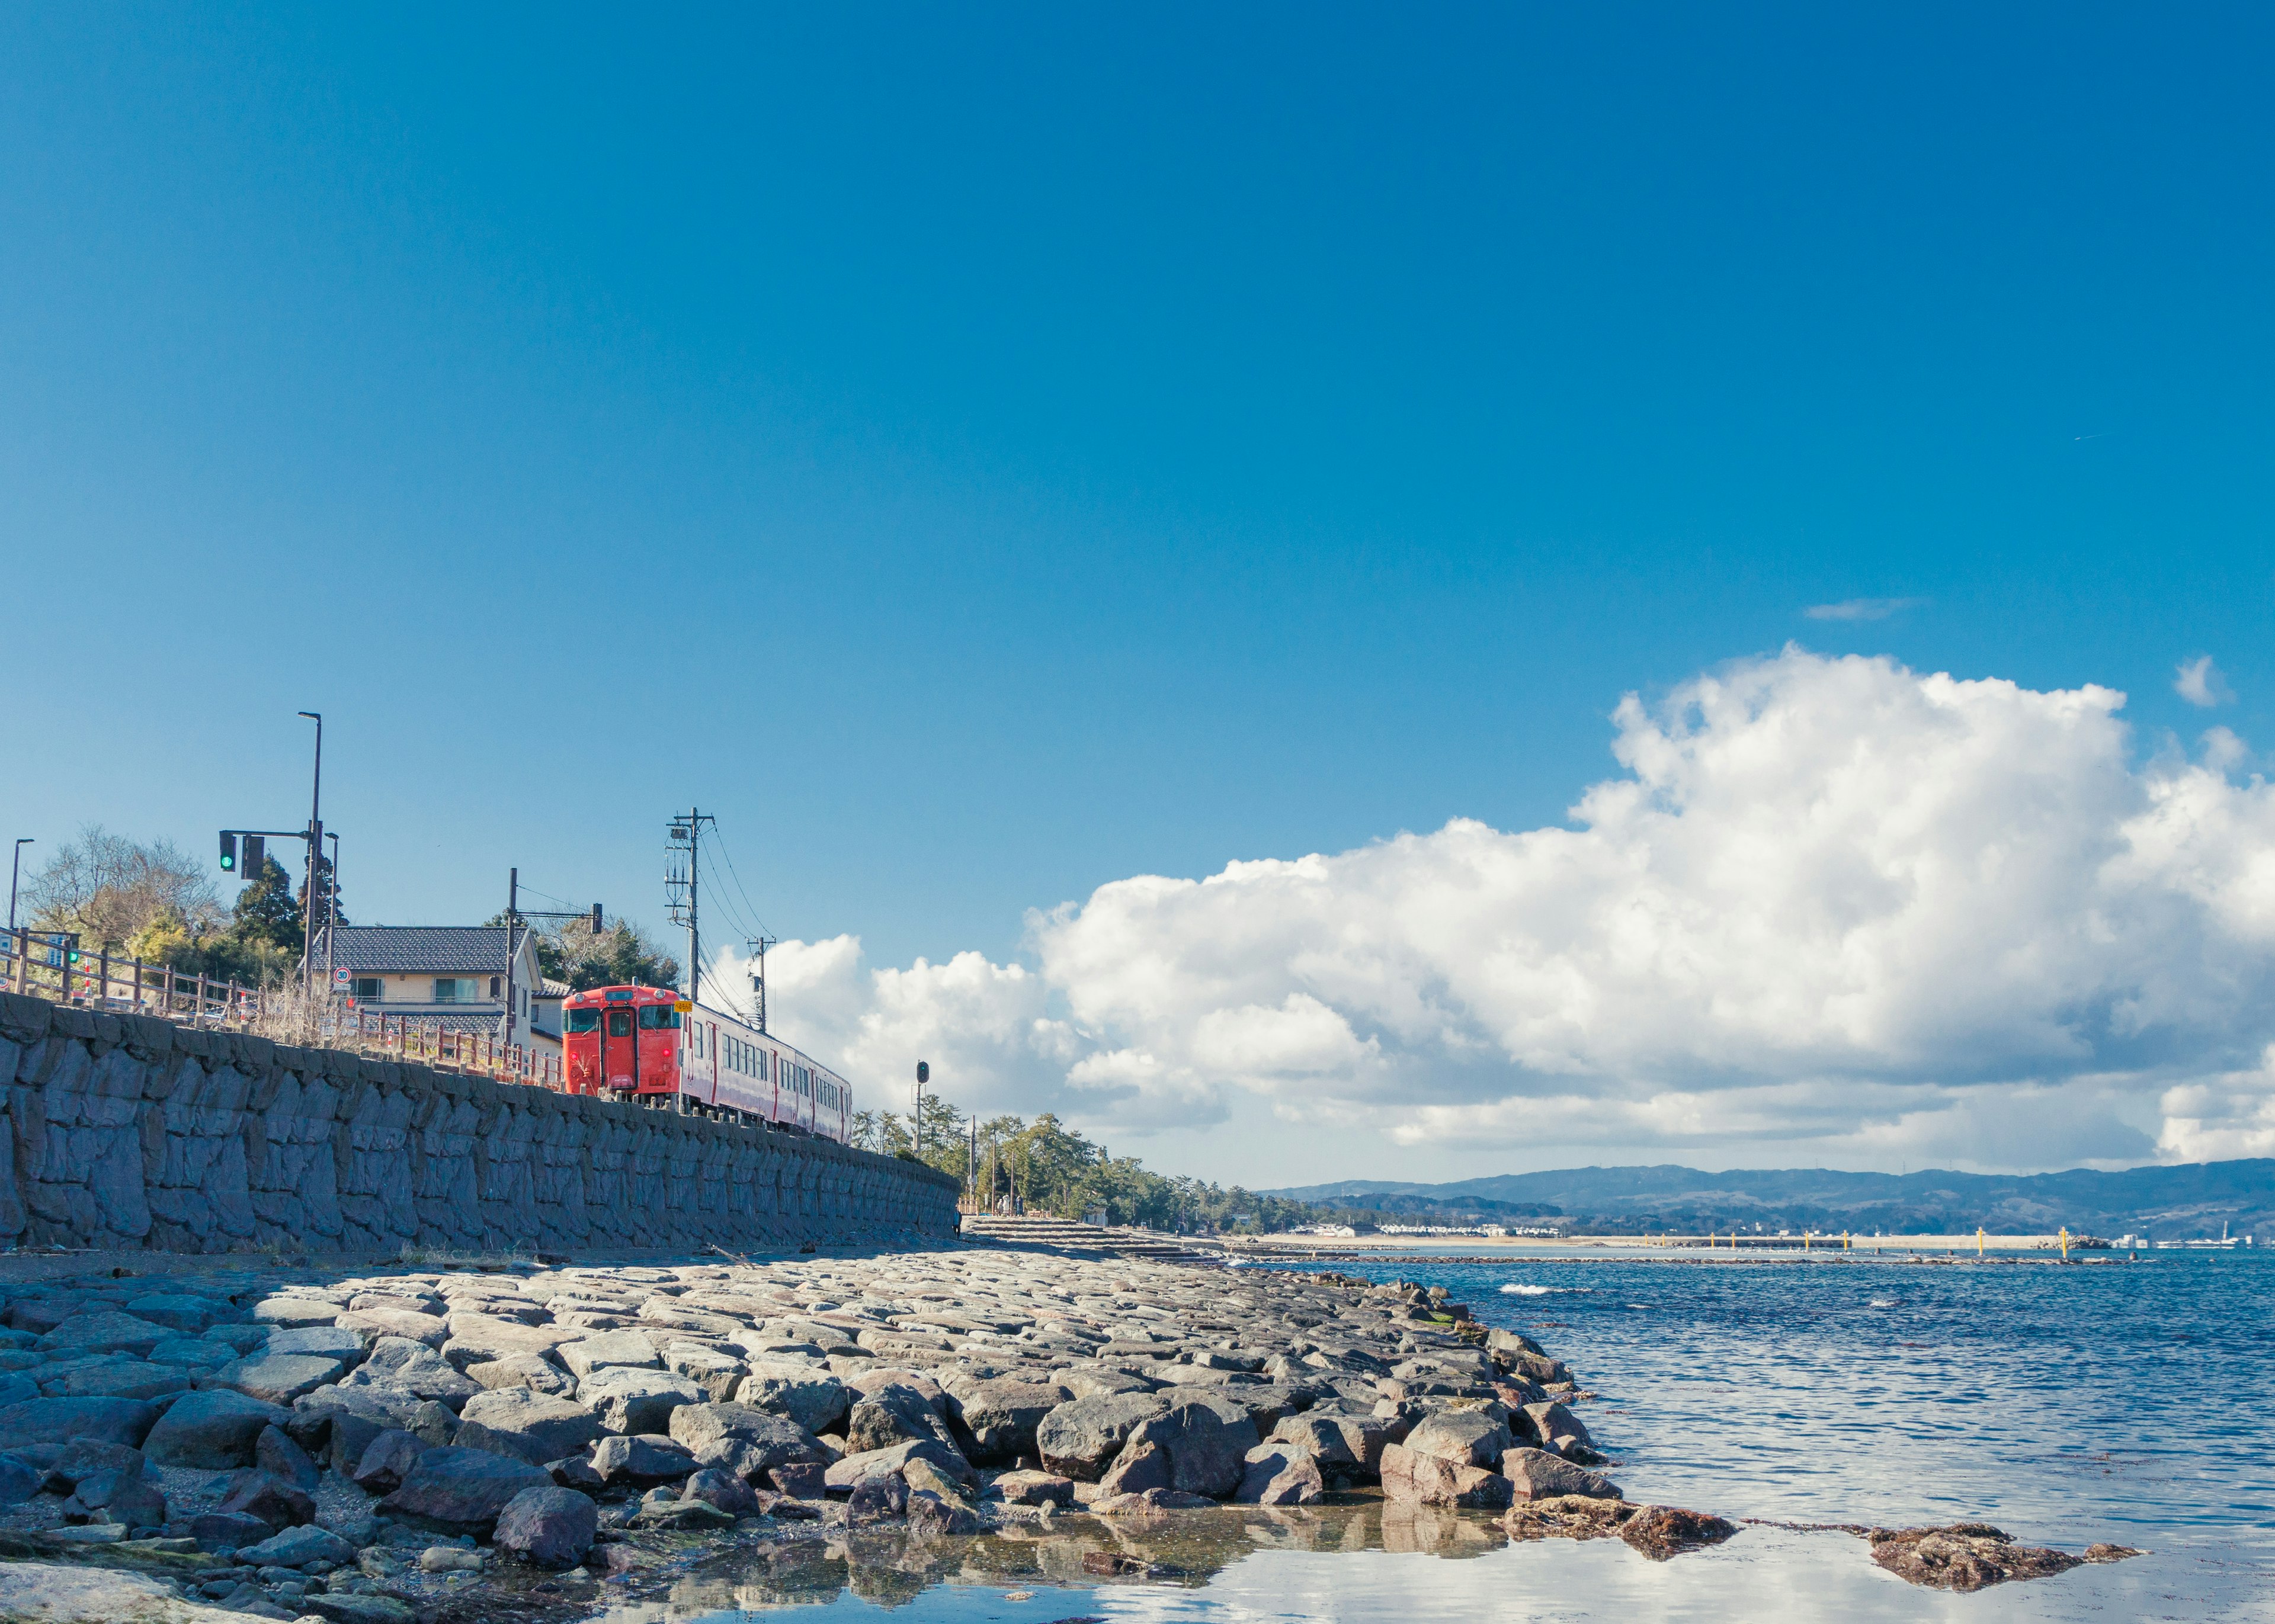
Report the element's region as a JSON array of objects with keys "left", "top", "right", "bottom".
[
  {"left": 666, "top": 811, "right": 715, "bottom": 1009},
  {"left": 7, "top": 839, "right": 29, "bottom": 935},
  {"left": 500, "top": 867, "right": 519, "bottom": 1048},
  {"left": 324, "top": 832, "right": 340, "bottom": 996},
  {"left": 746, "top": 935, "right": 777, "bottom": 1031},
  {"left": 296, "top": 712, "right": 322, "bottom": 992},
  {"left": 914, "top": 1060, "right": 929, "bottom": 1160}
]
